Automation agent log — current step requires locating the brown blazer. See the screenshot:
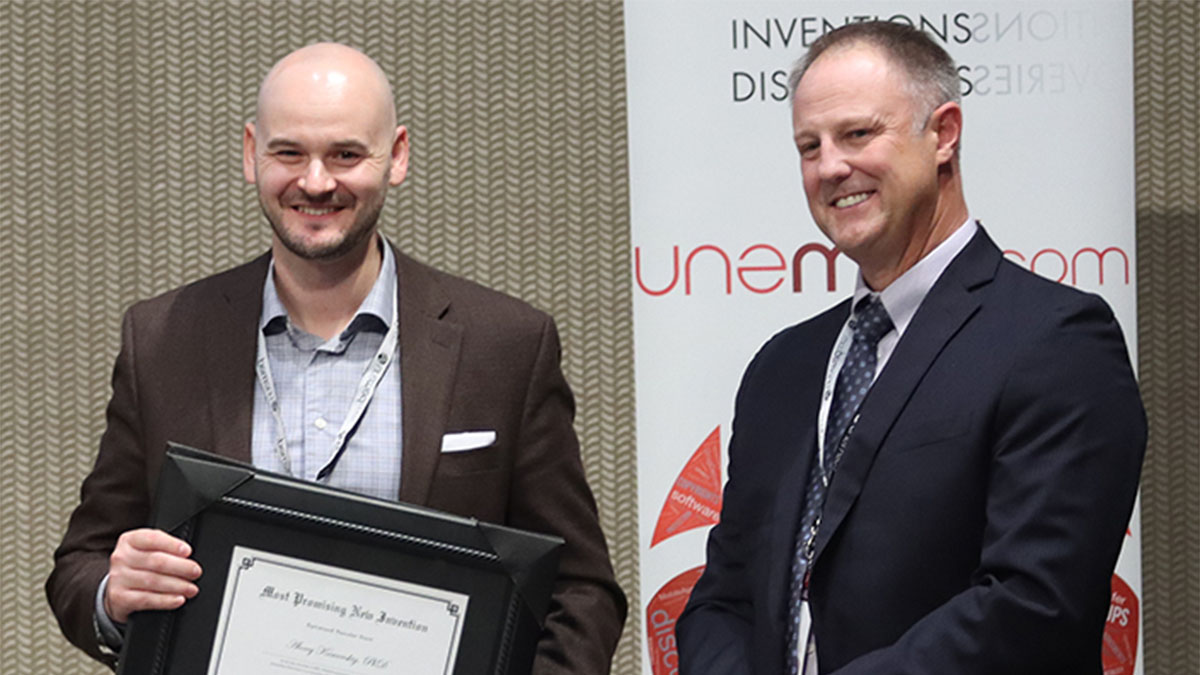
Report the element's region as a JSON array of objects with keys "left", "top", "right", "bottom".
[{"left": 46, "top": 245, "right": 626, "bottom": 673}]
